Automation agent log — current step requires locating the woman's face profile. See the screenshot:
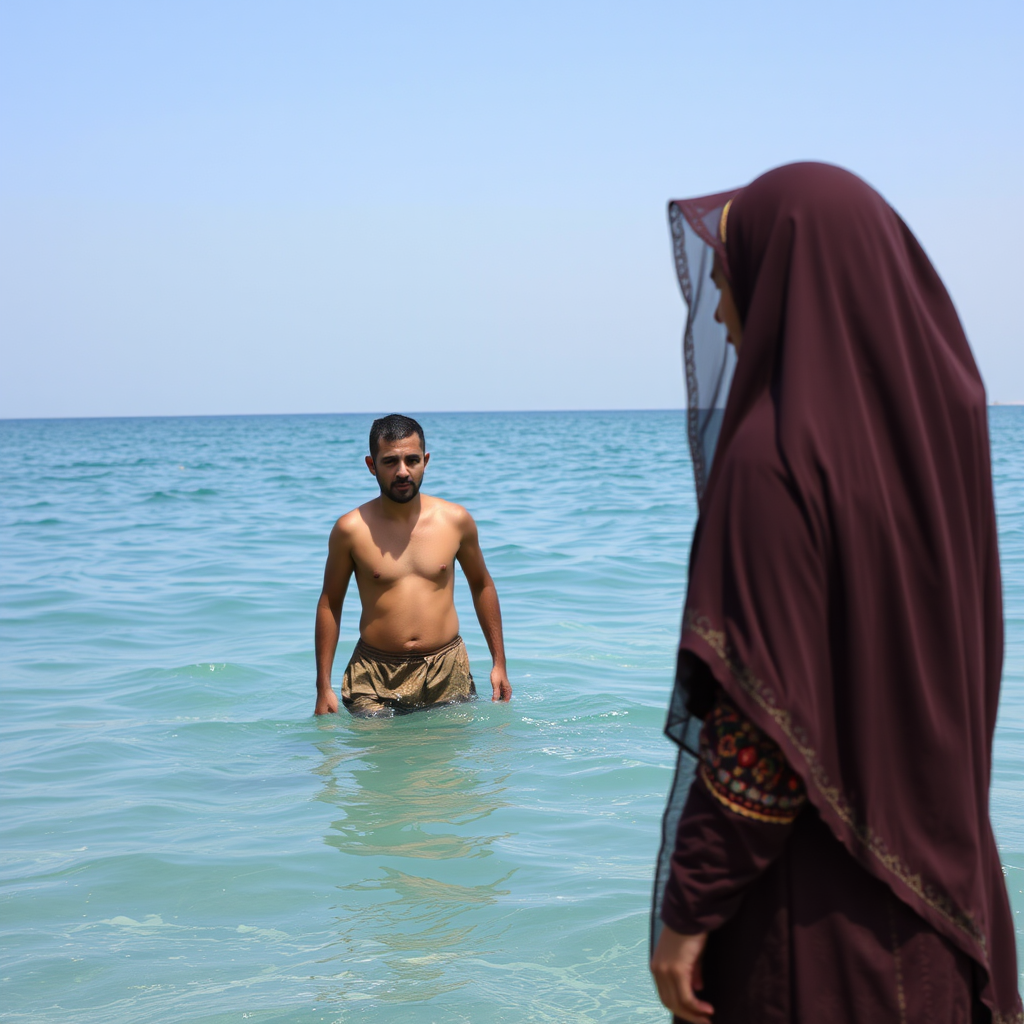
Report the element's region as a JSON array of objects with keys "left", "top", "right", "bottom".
[{"left": 711, "top": 257, "right": 743, "bottom": 353}]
